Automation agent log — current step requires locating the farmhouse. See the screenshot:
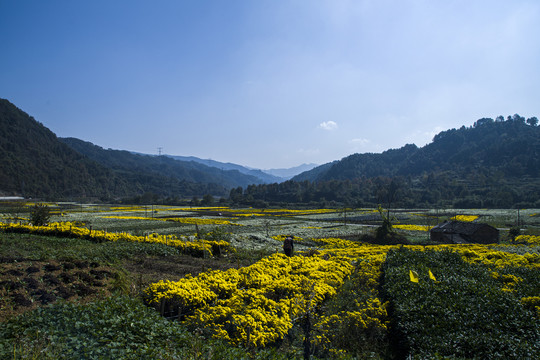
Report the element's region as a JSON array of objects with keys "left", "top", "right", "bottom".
[{"left": 430, "top": 221, "right": 499, "bottom": 244}]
